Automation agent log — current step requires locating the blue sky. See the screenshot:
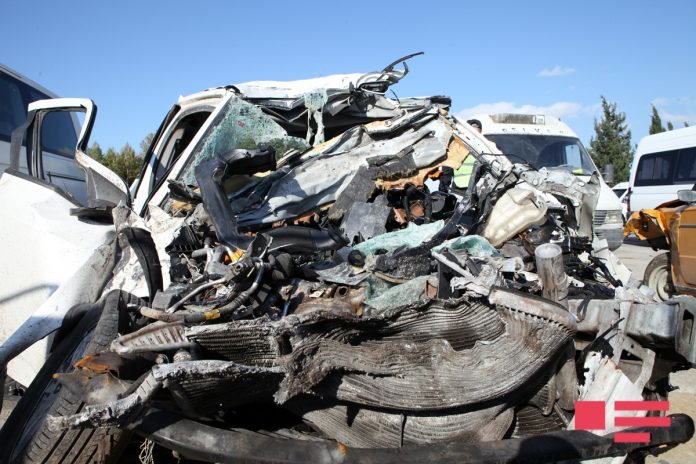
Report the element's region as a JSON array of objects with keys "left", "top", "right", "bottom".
[{"left": 3, "top": 0, "right": 695, "bottom": 152}]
